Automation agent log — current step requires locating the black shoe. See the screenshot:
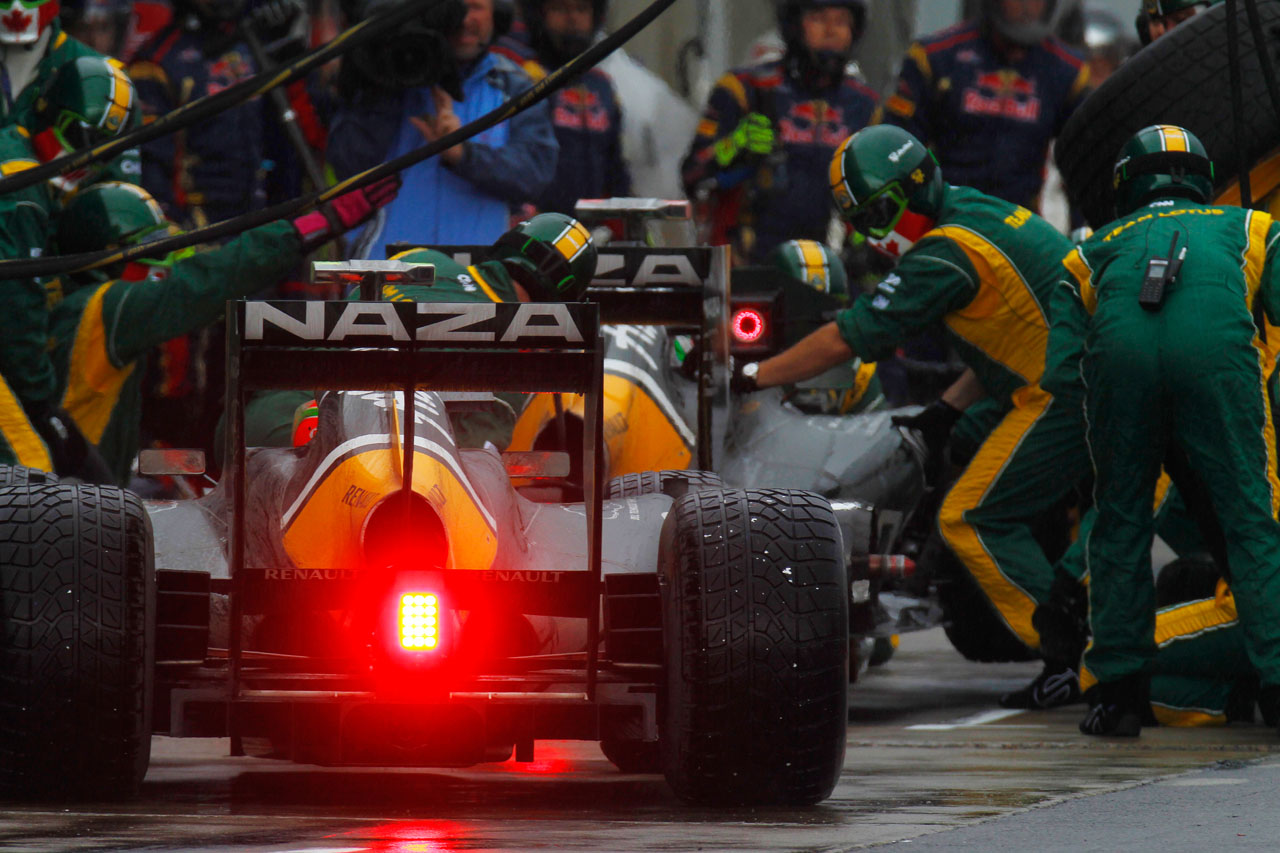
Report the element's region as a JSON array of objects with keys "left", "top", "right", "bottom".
[
  {"left": 1258, "top": 684, "right": 1280, "bottom": 730},
  {"left": 1000, "top": 662, "right": 1082, "bottom": 709},
  {"left": 1078, "top": 674, "right": 1148, "bottom": 737}
]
